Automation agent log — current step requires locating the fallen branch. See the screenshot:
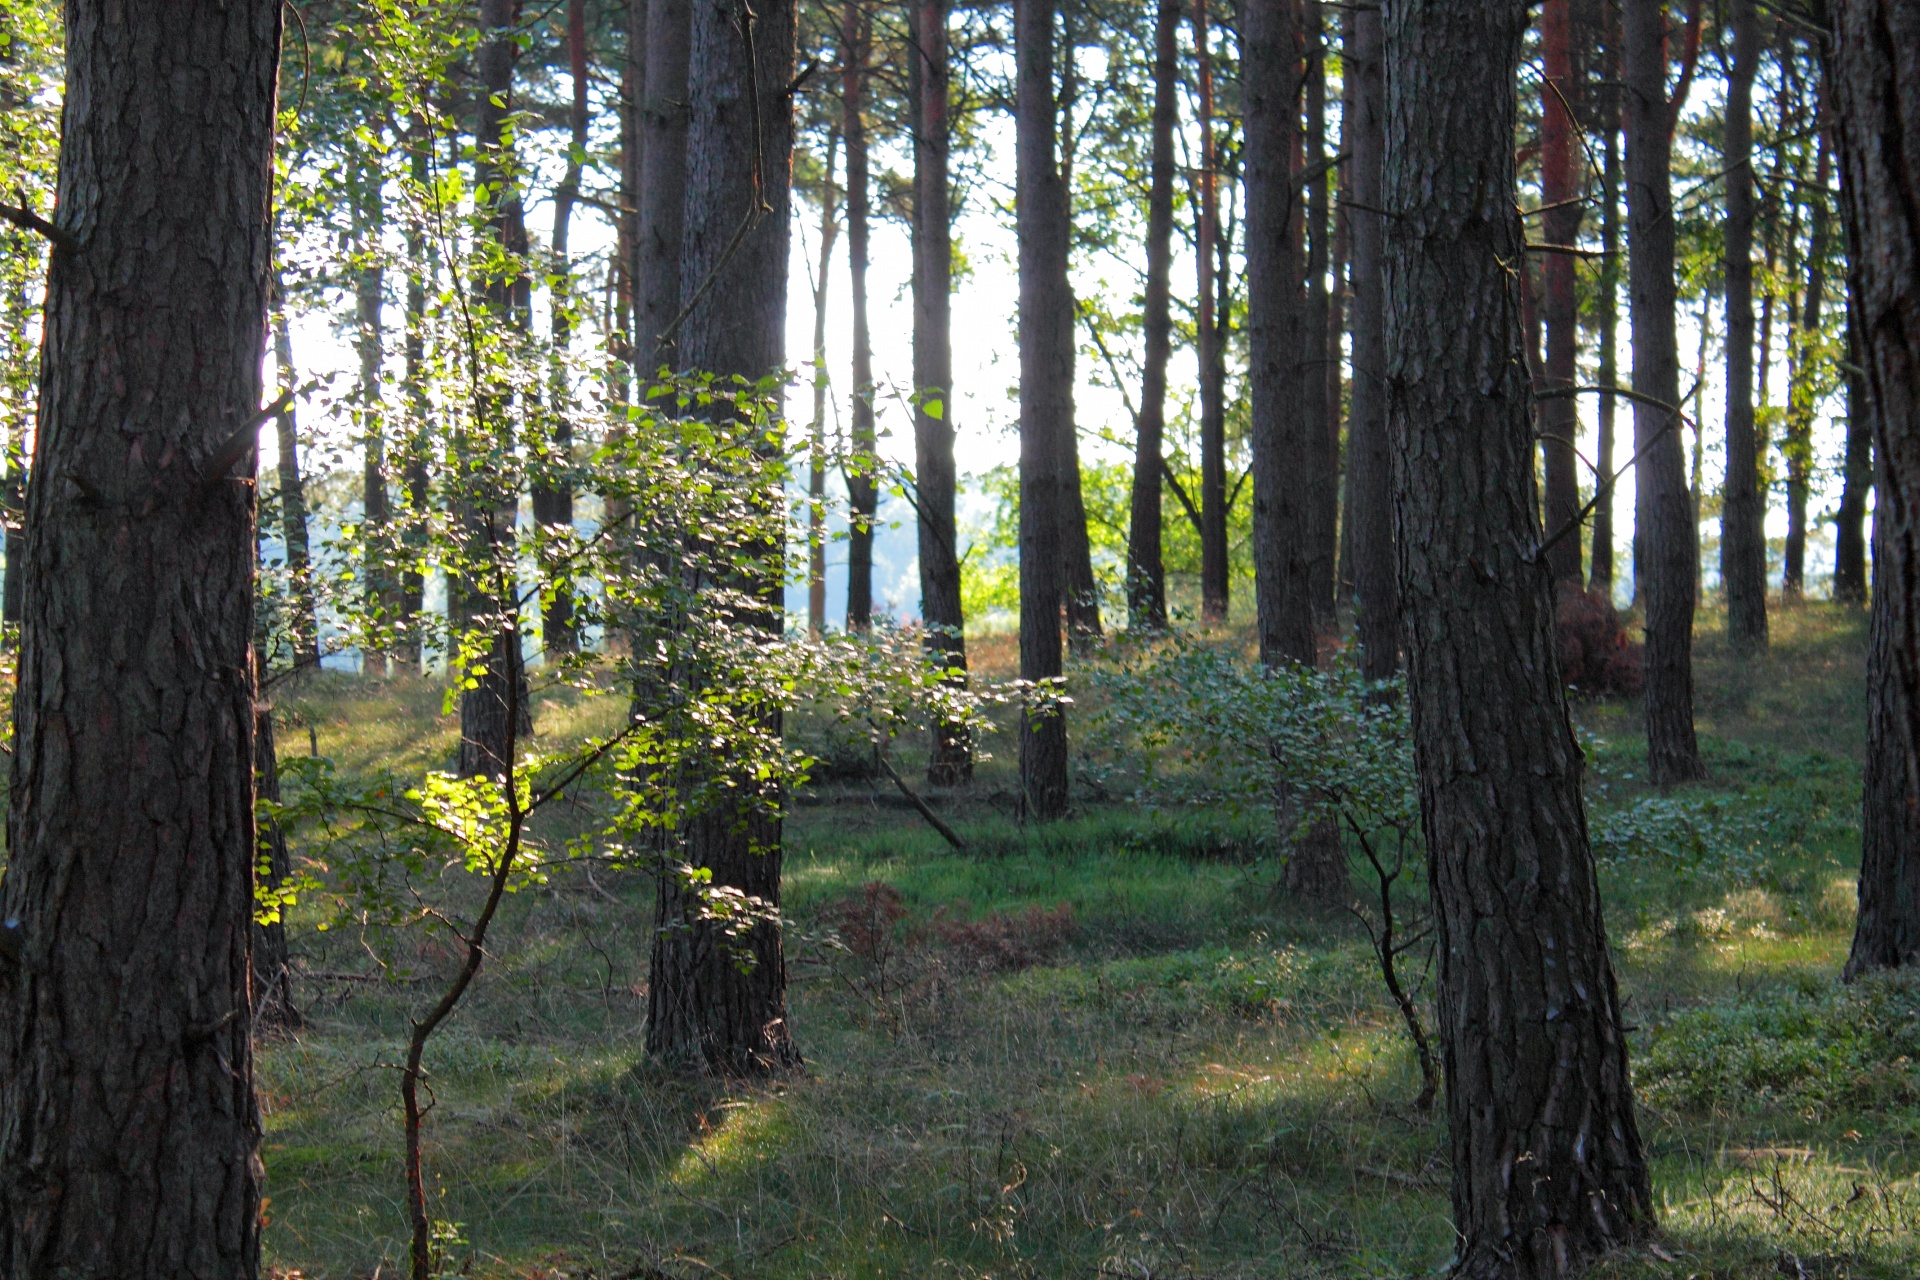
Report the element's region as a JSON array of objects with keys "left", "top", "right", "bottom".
[{"left": 878, "top": 754, "right": 967, "bottom": 852}]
